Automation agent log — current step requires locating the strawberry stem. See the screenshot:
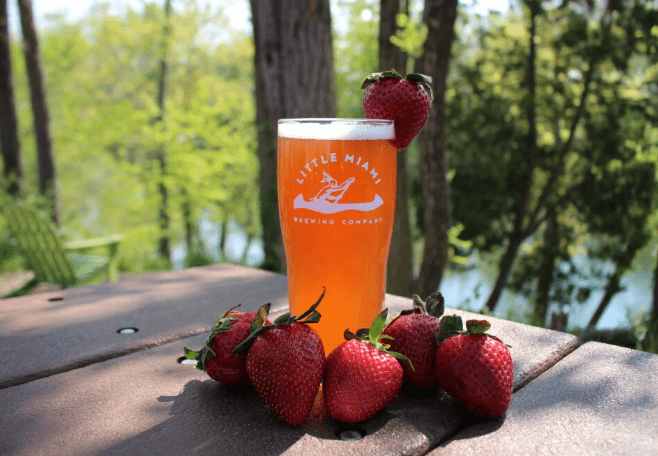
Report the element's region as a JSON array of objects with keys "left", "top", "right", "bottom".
[
  {"left": 348, "top": 308, "right": 415, "bottom": 371},
  {"left": 232, "top": 288, "right": 325, "bottom": 355}
]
